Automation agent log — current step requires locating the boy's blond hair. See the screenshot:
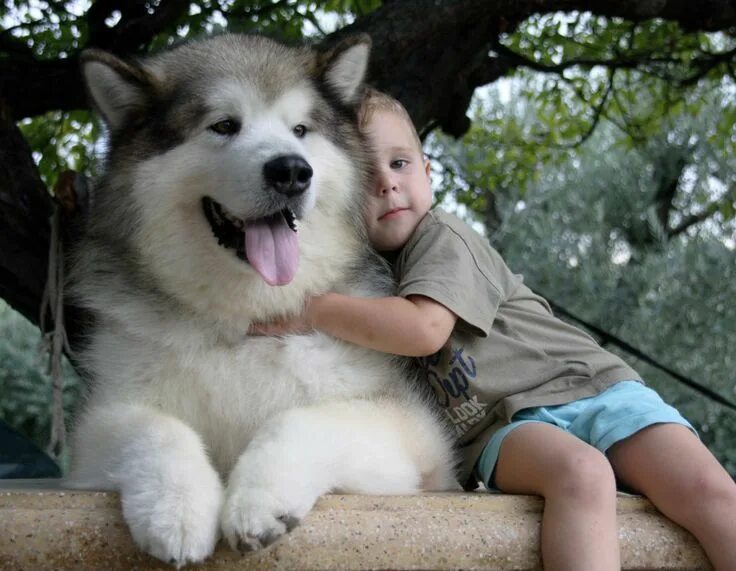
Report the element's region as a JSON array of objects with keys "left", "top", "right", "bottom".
[{"left": 358, "top": 87, "right": 423, "bottom": 153}]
